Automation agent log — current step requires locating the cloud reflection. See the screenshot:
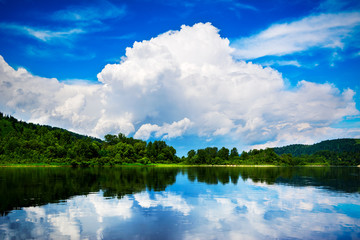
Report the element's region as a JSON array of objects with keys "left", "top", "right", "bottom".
[
  {"left": 183, "top": 180, "right": 360, "bottom": 239},
  {"left": 0, "top": 177, "right": 360, "bottom": 239},
  {"left": 0, "top": 192, "right": 133, "bottom": 240},
  {"left": 134, "top": 191, "right": 192, "bottom": 216}
]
